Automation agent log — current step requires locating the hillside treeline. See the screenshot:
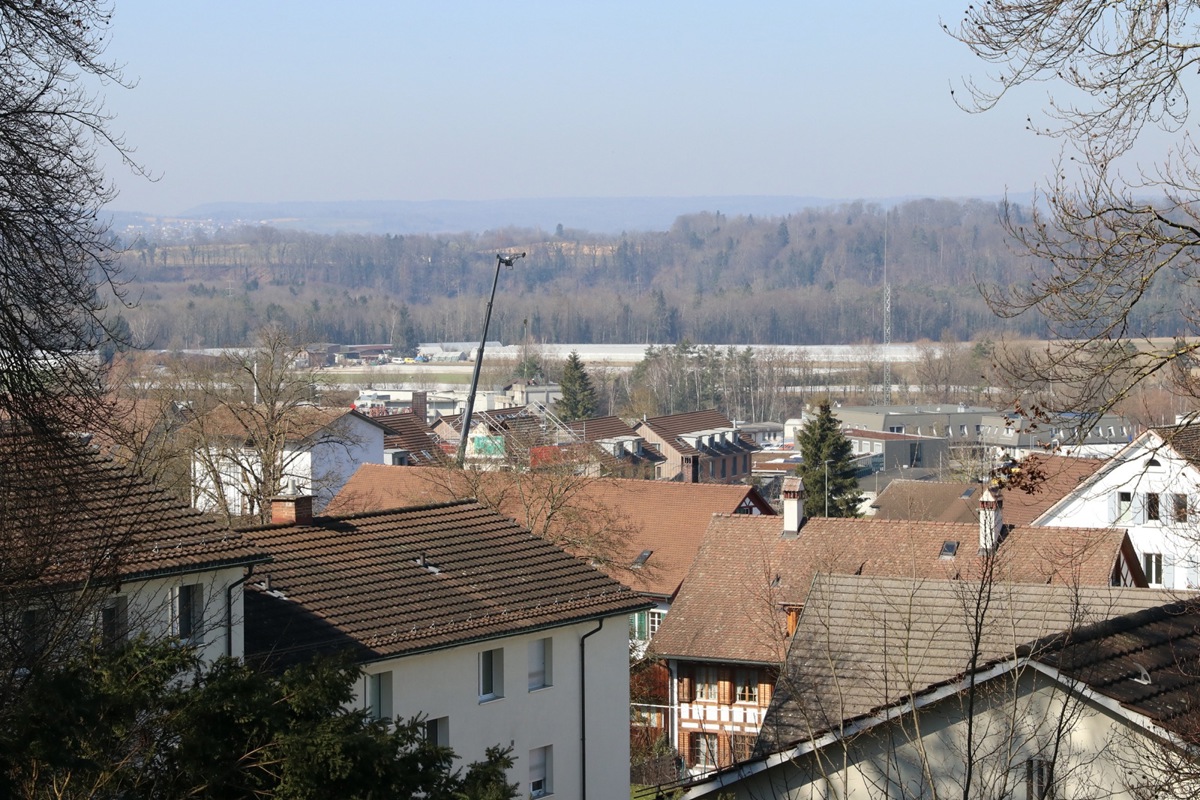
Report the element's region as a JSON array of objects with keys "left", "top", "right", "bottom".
[{"left": 110, "top": 198, "right": 1161, "bottom": 349}]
